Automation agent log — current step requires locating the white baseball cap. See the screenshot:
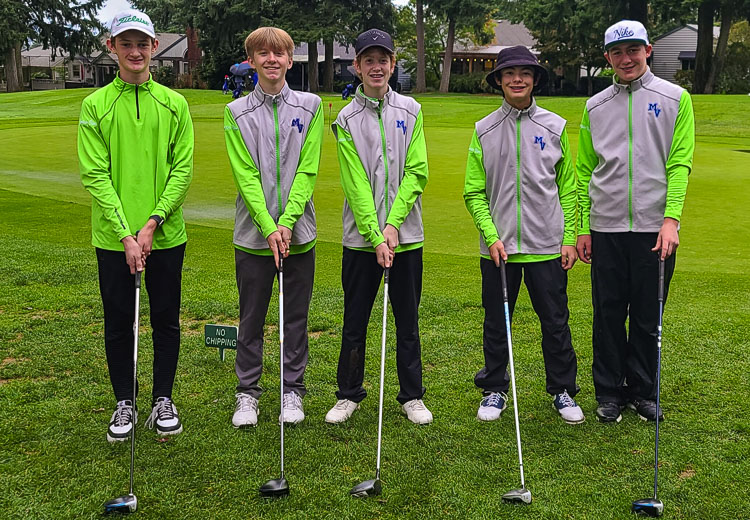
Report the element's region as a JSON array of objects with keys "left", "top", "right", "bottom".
[
  {"left": 604, "top": 20, "right": 649, "bottom": 50},
  {"left": 110, "top": 10, "right": 156, "bottom": 39}
]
